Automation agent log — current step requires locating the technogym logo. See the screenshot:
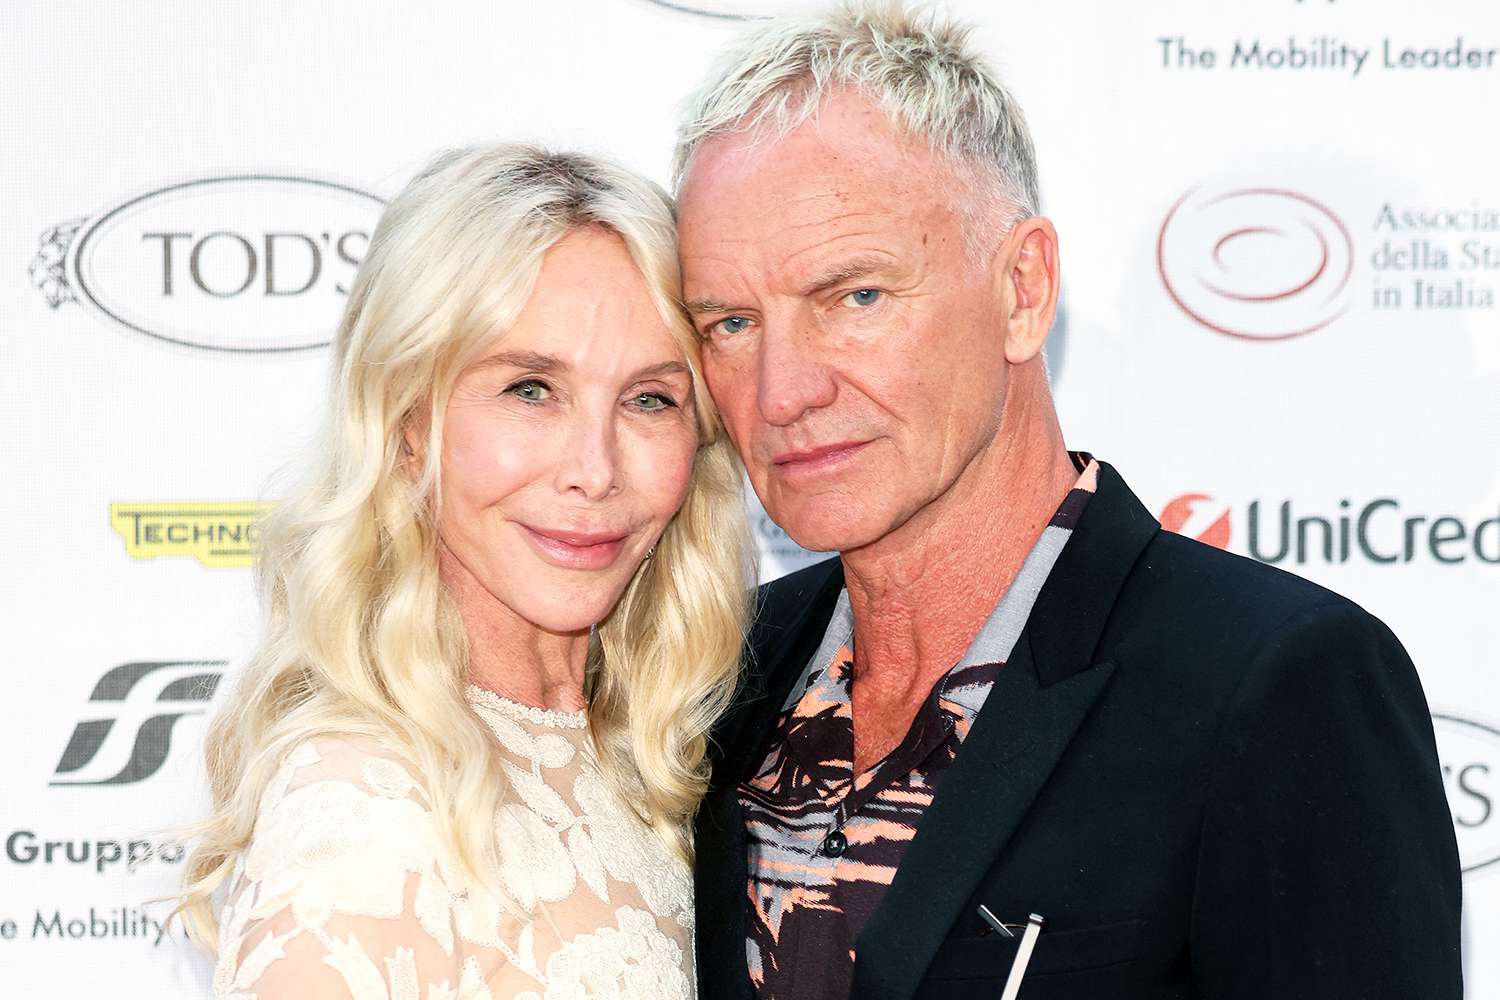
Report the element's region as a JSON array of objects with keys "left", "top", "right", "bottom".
[
  {"left": 1159, "top": 494, "right": 1500, "bottom": 565},
  {"left": 111, "top": 501, "right": 271, "bottom": 568},
  {"left": 29, "top": 174, "right": 382, "bottom": 352},
  {"left": 52, "top": 661, "right": 224, "bottom": 786}
]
